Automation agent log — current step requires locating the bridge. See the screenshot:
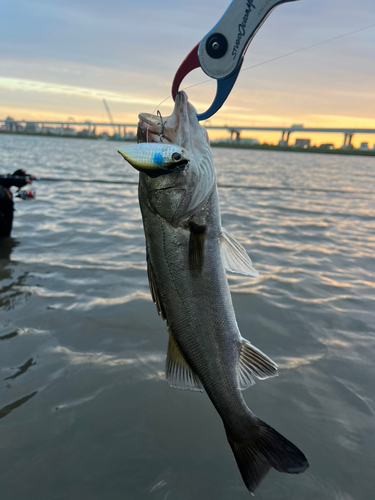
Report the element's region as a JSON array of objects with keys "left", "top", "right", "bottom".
[
  {"left": 1, "top": 119, "right": 375, "bottom": 148},
  {"left": 206, "top": 124, "right": 375, "bottom": 148}
]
